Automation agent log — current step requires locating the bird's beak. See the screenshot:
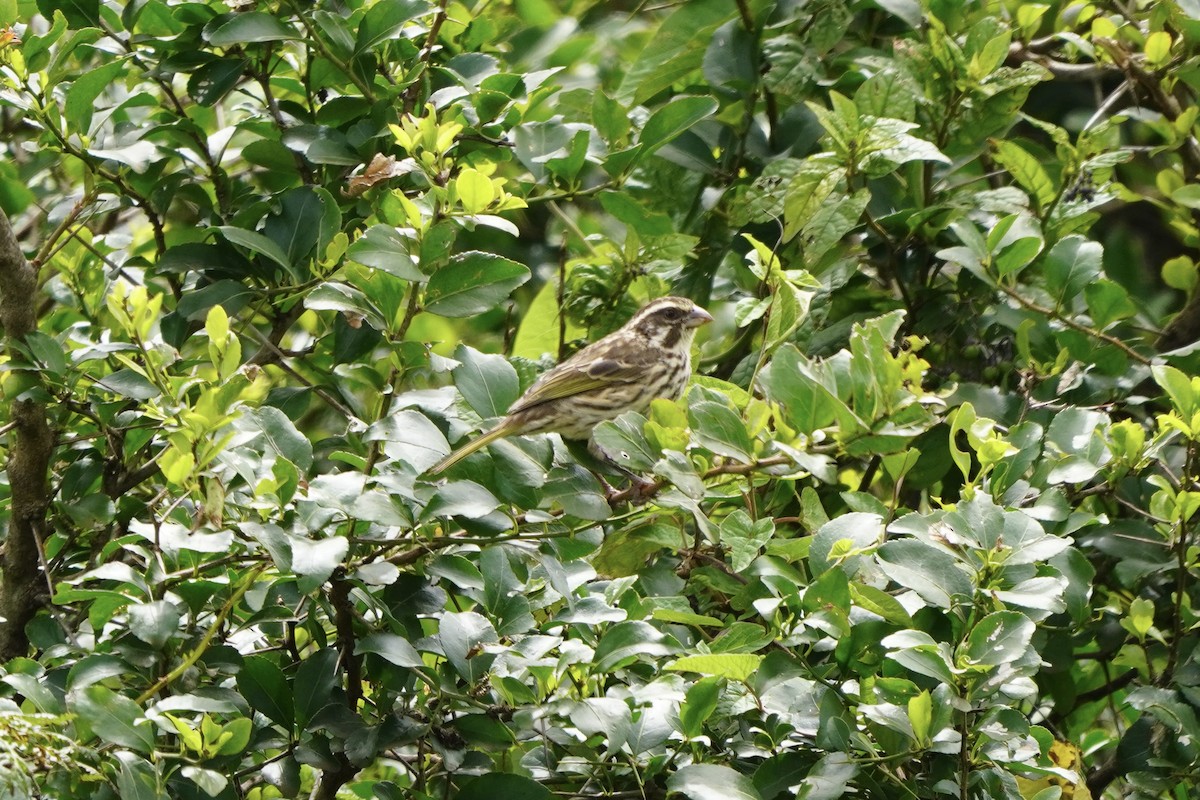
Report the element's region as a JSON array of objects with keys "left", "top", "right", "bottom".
[{"left": 686, "top": 306, "right": 714, "bottom": 328}]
